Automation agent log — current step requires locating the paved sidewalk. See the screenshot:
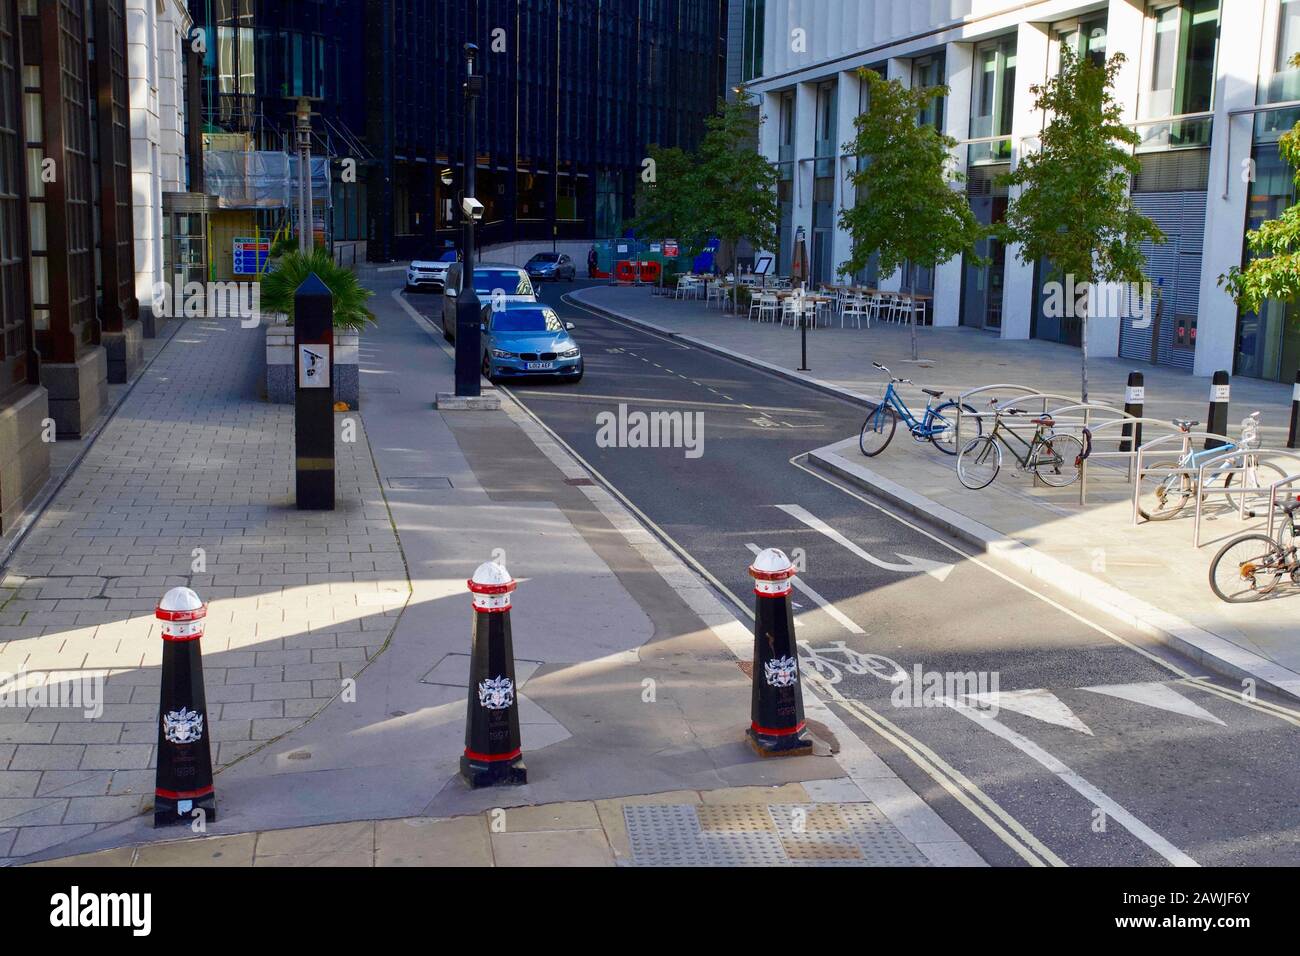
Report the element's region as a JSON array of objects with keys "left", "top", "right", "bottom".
[
  {"left": 28, "top": 782, "right": 932, "bottom": 867},
  {"left": 0, "top": 318, "right": 405, "bottom": 862},
  {"left": 573, "top": 286, "right": 1300, "bottom": 699}
]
